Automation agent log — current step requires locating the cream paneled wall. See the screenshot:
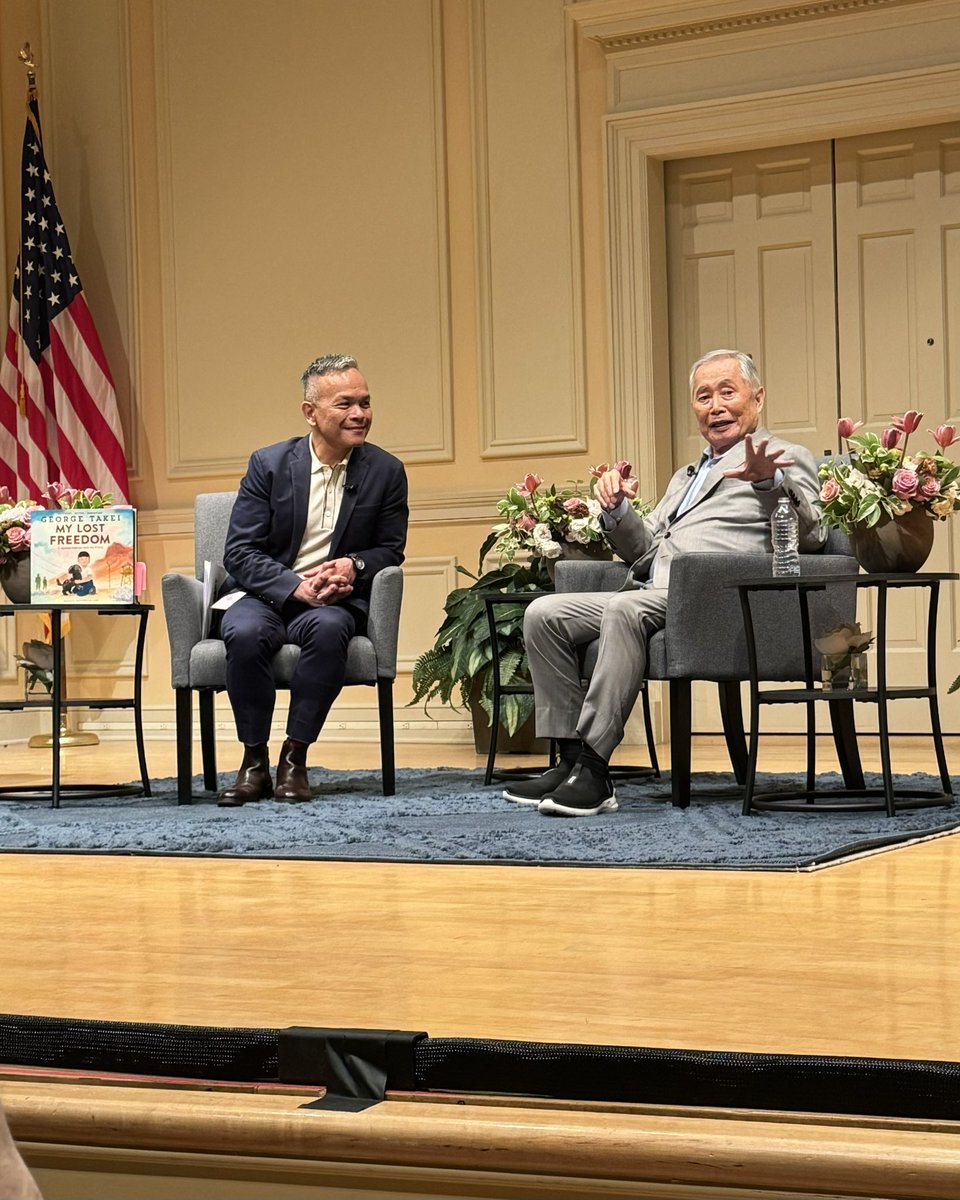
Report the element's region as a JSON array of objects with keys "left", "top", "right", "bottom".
[{"left": 0, "top": 0, "right": 613, "bottom": 745}]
